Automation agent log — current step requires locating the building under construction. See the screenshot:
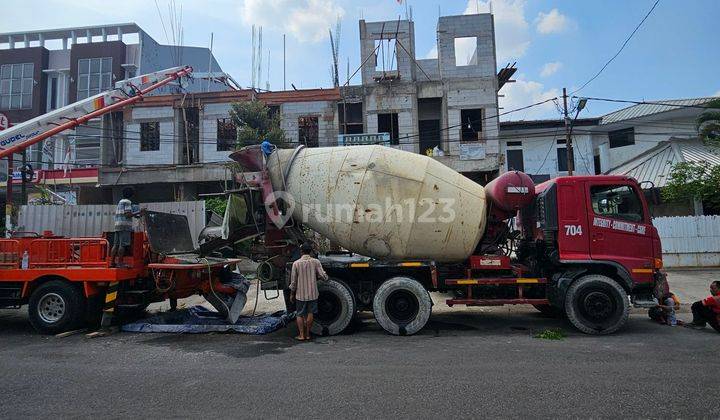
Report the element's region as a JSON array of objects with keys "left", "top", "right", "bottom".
[
  {"left": 2, "top": 13, "right": 511, "bottom": 204},
  {"left": 92, "top": 13, "right": 508, "bottom": 202}
]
